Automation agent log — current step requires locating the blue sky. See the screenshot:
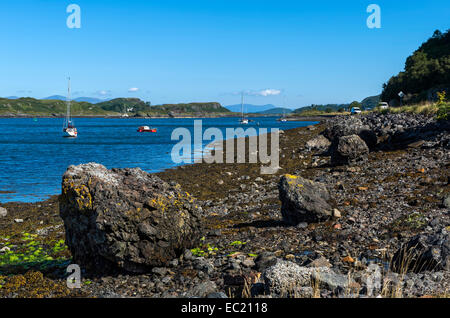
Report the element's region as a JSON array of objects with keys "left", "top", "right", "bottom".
[{"left": 0, "top": 0, "right": 448, "bottom": 108}]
